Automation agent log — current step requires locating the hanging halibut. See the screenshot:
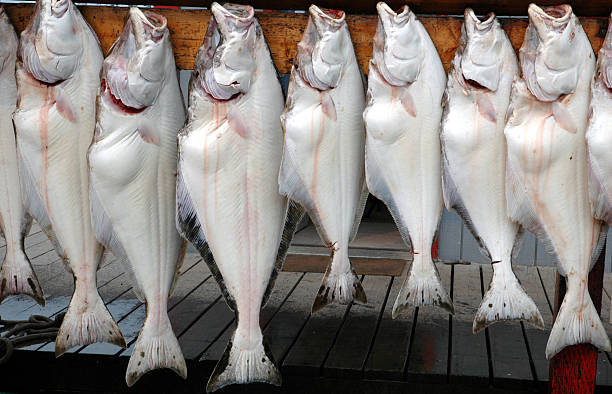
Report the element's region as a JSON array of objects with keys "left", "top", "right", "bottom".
[
  {"left": 89, "top": 8, "right": 187, "bottom": 385},
  {"left": 586, "top": 13, "right": 612, "bottom": 324},
  {"left": 13, "top": 0, "right": 124, "bottom": 355},
  {"left": 504, "top": 4, "right": 610, "bottom": 358},
  {"left": 0, "top": 8, "right": 44, "bottom": 305},
  {"left": 176, "top": 3, "right": 303, "bottom": 391},
  {"left": 441, "top": 9, "right": 543, "bottom": 332},
  {"left": 364, "top": 3, "right": 452, "bottom": 316},
  {"left": 279, "top": 5, "right": 368, "bottom": 312}
]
